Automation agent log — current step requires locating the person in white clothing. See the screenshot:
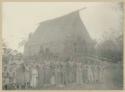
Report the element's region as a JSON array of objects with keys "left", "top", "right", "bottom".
[
  {"left": 30, "top": 66, "right": 38, "bottom": 88},
  {"left": 99, "top": 64, "right": 105, "bottom": 83},
  {"left": 86, "top": 64, "right": 94, "bottom": 83}
]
